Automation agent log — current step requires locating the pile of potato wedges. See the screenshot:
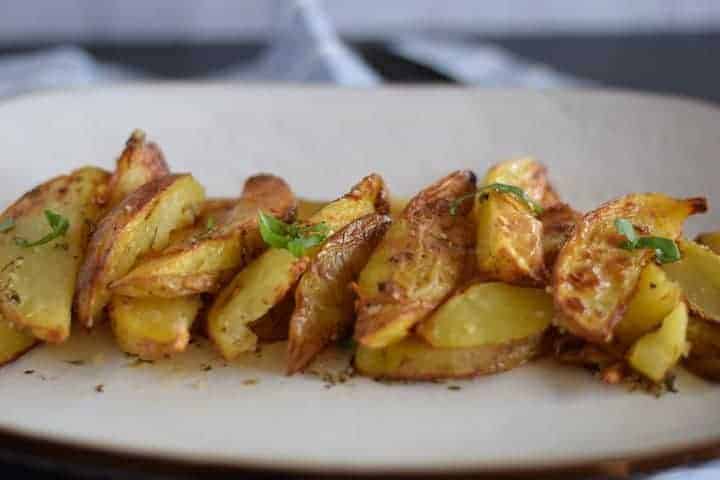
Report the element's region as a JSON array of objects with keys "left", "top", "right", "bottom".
[{"left": 1, "top": 130, "right": 720, "bottom": 392}]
